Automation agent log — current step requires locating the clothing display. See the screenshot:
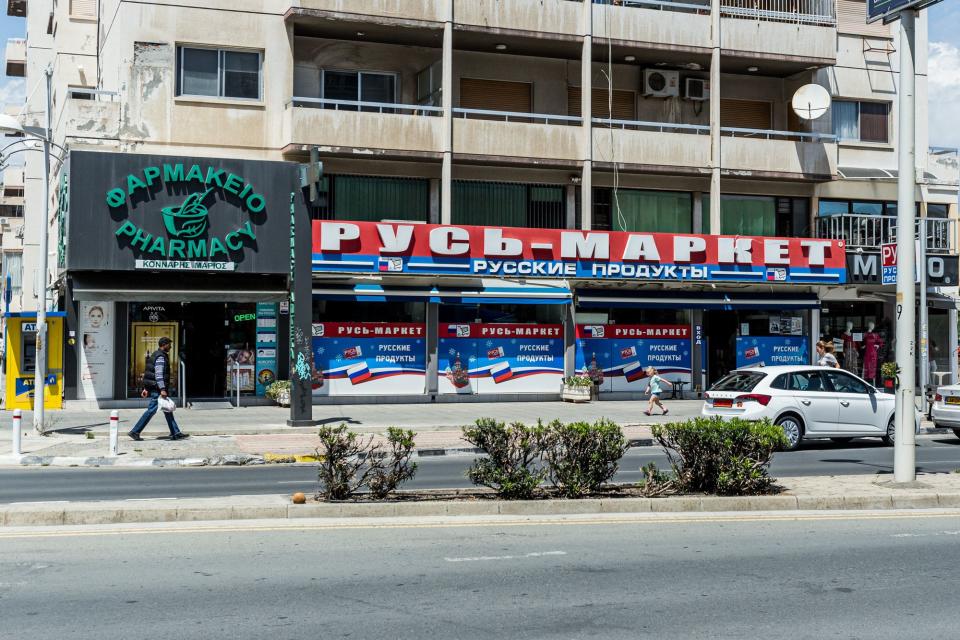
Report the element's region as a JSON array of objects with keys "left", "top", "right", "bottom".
[
  {"left": 862, "top": 331, "right": 884, "bottom": 381},
  {"left": 841, "top": 332, "right": 860, "bottom": 373}
]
